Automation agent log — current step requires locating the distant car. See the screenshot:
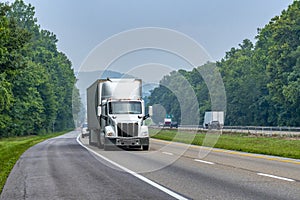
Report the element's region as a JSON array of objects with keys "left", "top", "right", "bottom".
[
  {"left": 171, "top": 121, "right": 178, "bottom": 128},
  {"left": 158, "top": 122, "right": 164, "bottom": 127},
  {"left": 162, "top": 120, "right": 178, "bottom": 128},
  {"left": 81, "top": 123, "right": 89, "bottom": 138}
]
